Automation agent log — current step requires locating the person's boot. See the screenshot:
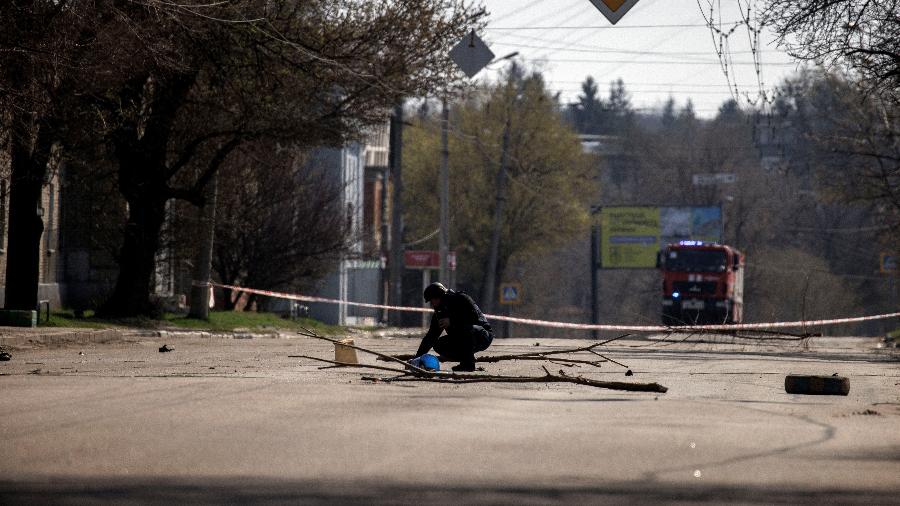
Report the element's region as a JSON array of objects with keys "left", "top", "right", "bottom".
[{"left": 452, "top": 359, "right": 476, "bottom": 372}]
